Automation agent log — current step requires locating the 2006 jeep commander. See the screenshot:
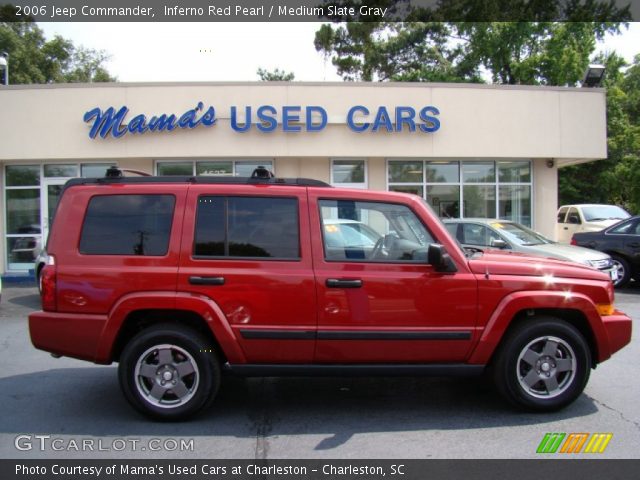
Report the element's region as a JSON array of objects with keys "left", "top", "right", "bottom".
[{"left": 29, "top": 169, "right": 632, "bottom": 420}]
